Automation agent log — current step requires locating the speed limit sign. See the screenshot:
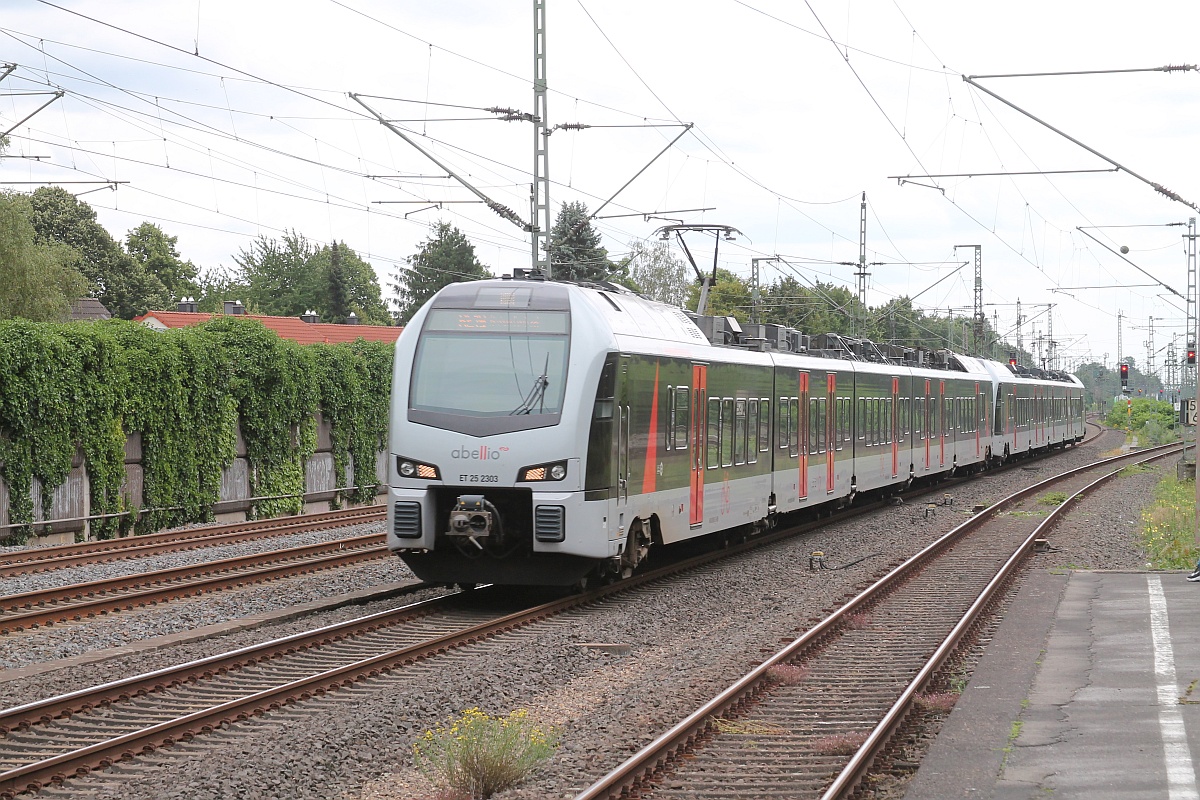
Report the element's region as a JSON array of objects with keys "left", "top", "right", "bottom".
[{"left": 1182, "top": 399, "right": 1197, "bottom": 426}]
